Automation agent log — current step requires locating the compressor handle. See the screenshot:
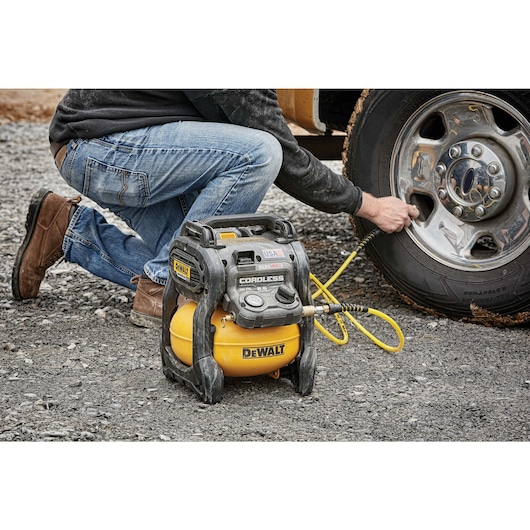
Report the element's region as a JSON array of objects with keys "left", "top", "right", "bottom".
[{"left": 182, "top": 213, "right": 298, "bottom": 247}]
